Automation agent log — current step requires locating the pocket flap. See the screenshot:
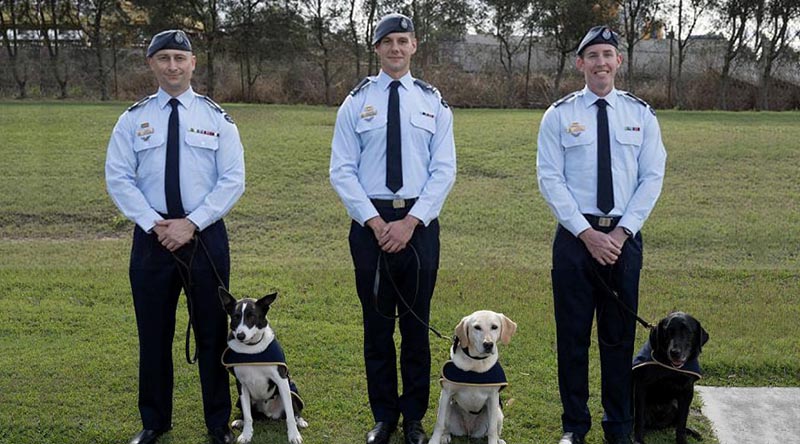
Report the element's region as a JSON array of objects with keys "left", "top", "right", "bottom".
[
  {"left": 186, "top": 131, "right": 219, "bottom": 150},
  {"left": 410, "top": 112, "right": 436, "bottom": 134},
  {"left": 133, "top": 133, "right": 164, "bottom": 152}
]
